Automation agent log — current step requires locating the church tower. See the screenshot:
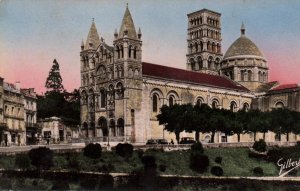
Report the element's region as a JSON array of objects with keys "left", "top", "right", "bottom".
[
  {"left": 80, "top": 20, "right": 101, "bottom": 137},
  {"left": 113, "top": 5, "right": 143, "bottom": 143},
  {"left": 186, "top": 9, "right": 223, "bottom": 75}
]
